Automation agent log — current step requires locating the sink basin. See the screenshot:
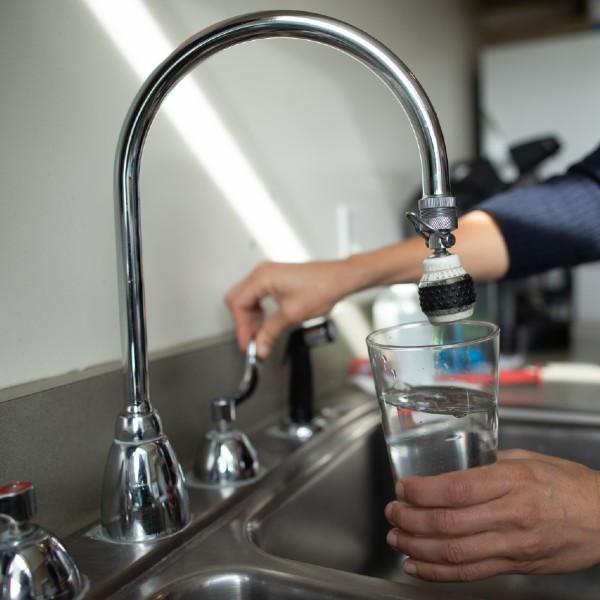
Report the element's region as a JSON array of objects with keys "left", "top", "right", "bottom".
[
  {"left": 73, "top": 399, "right": 600, "bottom": 600},
  {"left": 141, "top": 565, "right": 472, "bottom": 600},
  {"left": 249, "top": 406, "right": 600, "bottom": 600},
  {"left": 144, "top": 569, "right": 367, "bottom": 600}
]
